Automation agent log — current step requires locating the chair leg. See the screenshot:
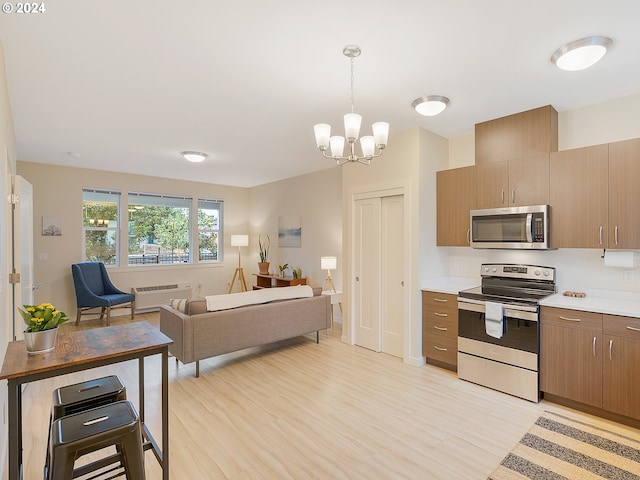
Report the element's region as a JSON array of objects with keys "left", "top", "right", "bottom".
[
  {"left": 131, "top": 300, "right": 135, "bottom": 320},
  {"left": 75, "top": 308, "right": 82, "bottom": 326},
  {"left": 99, "top": 307, "right": 106, "bottom": 320},
  {"left": 106, "top": 307, "right": 111, "bottom": 326}
]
